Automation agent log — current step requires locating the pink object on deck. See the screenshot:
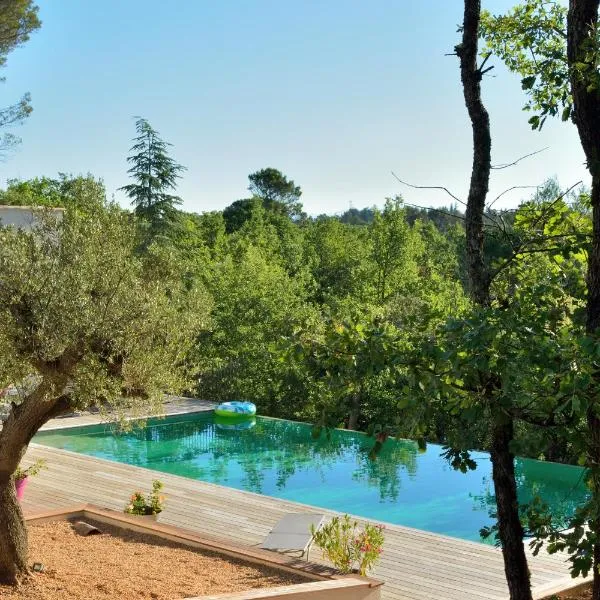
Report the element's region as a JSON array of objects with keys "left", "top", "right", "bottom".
[{"left": 15, "top": 476, "right": 28, "bottom": 500}]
